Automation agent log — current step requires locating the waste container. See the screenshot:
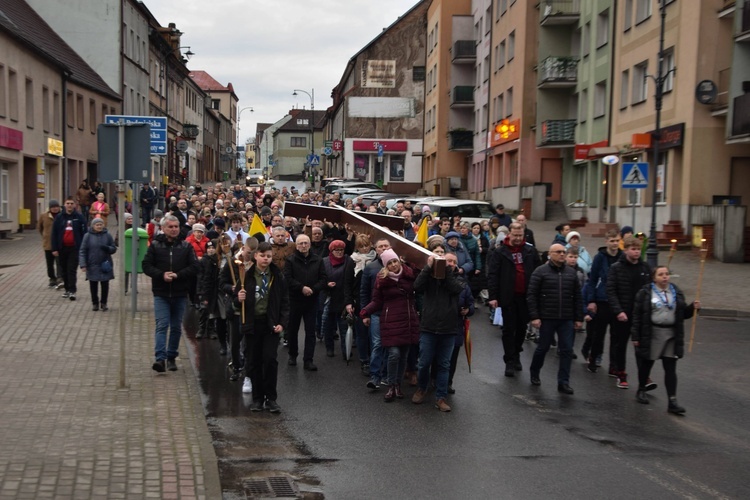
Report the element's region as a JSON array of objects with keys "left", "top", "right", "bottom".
[{"left": 124, "top": 227, "right": 148, "bottom": 273}]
